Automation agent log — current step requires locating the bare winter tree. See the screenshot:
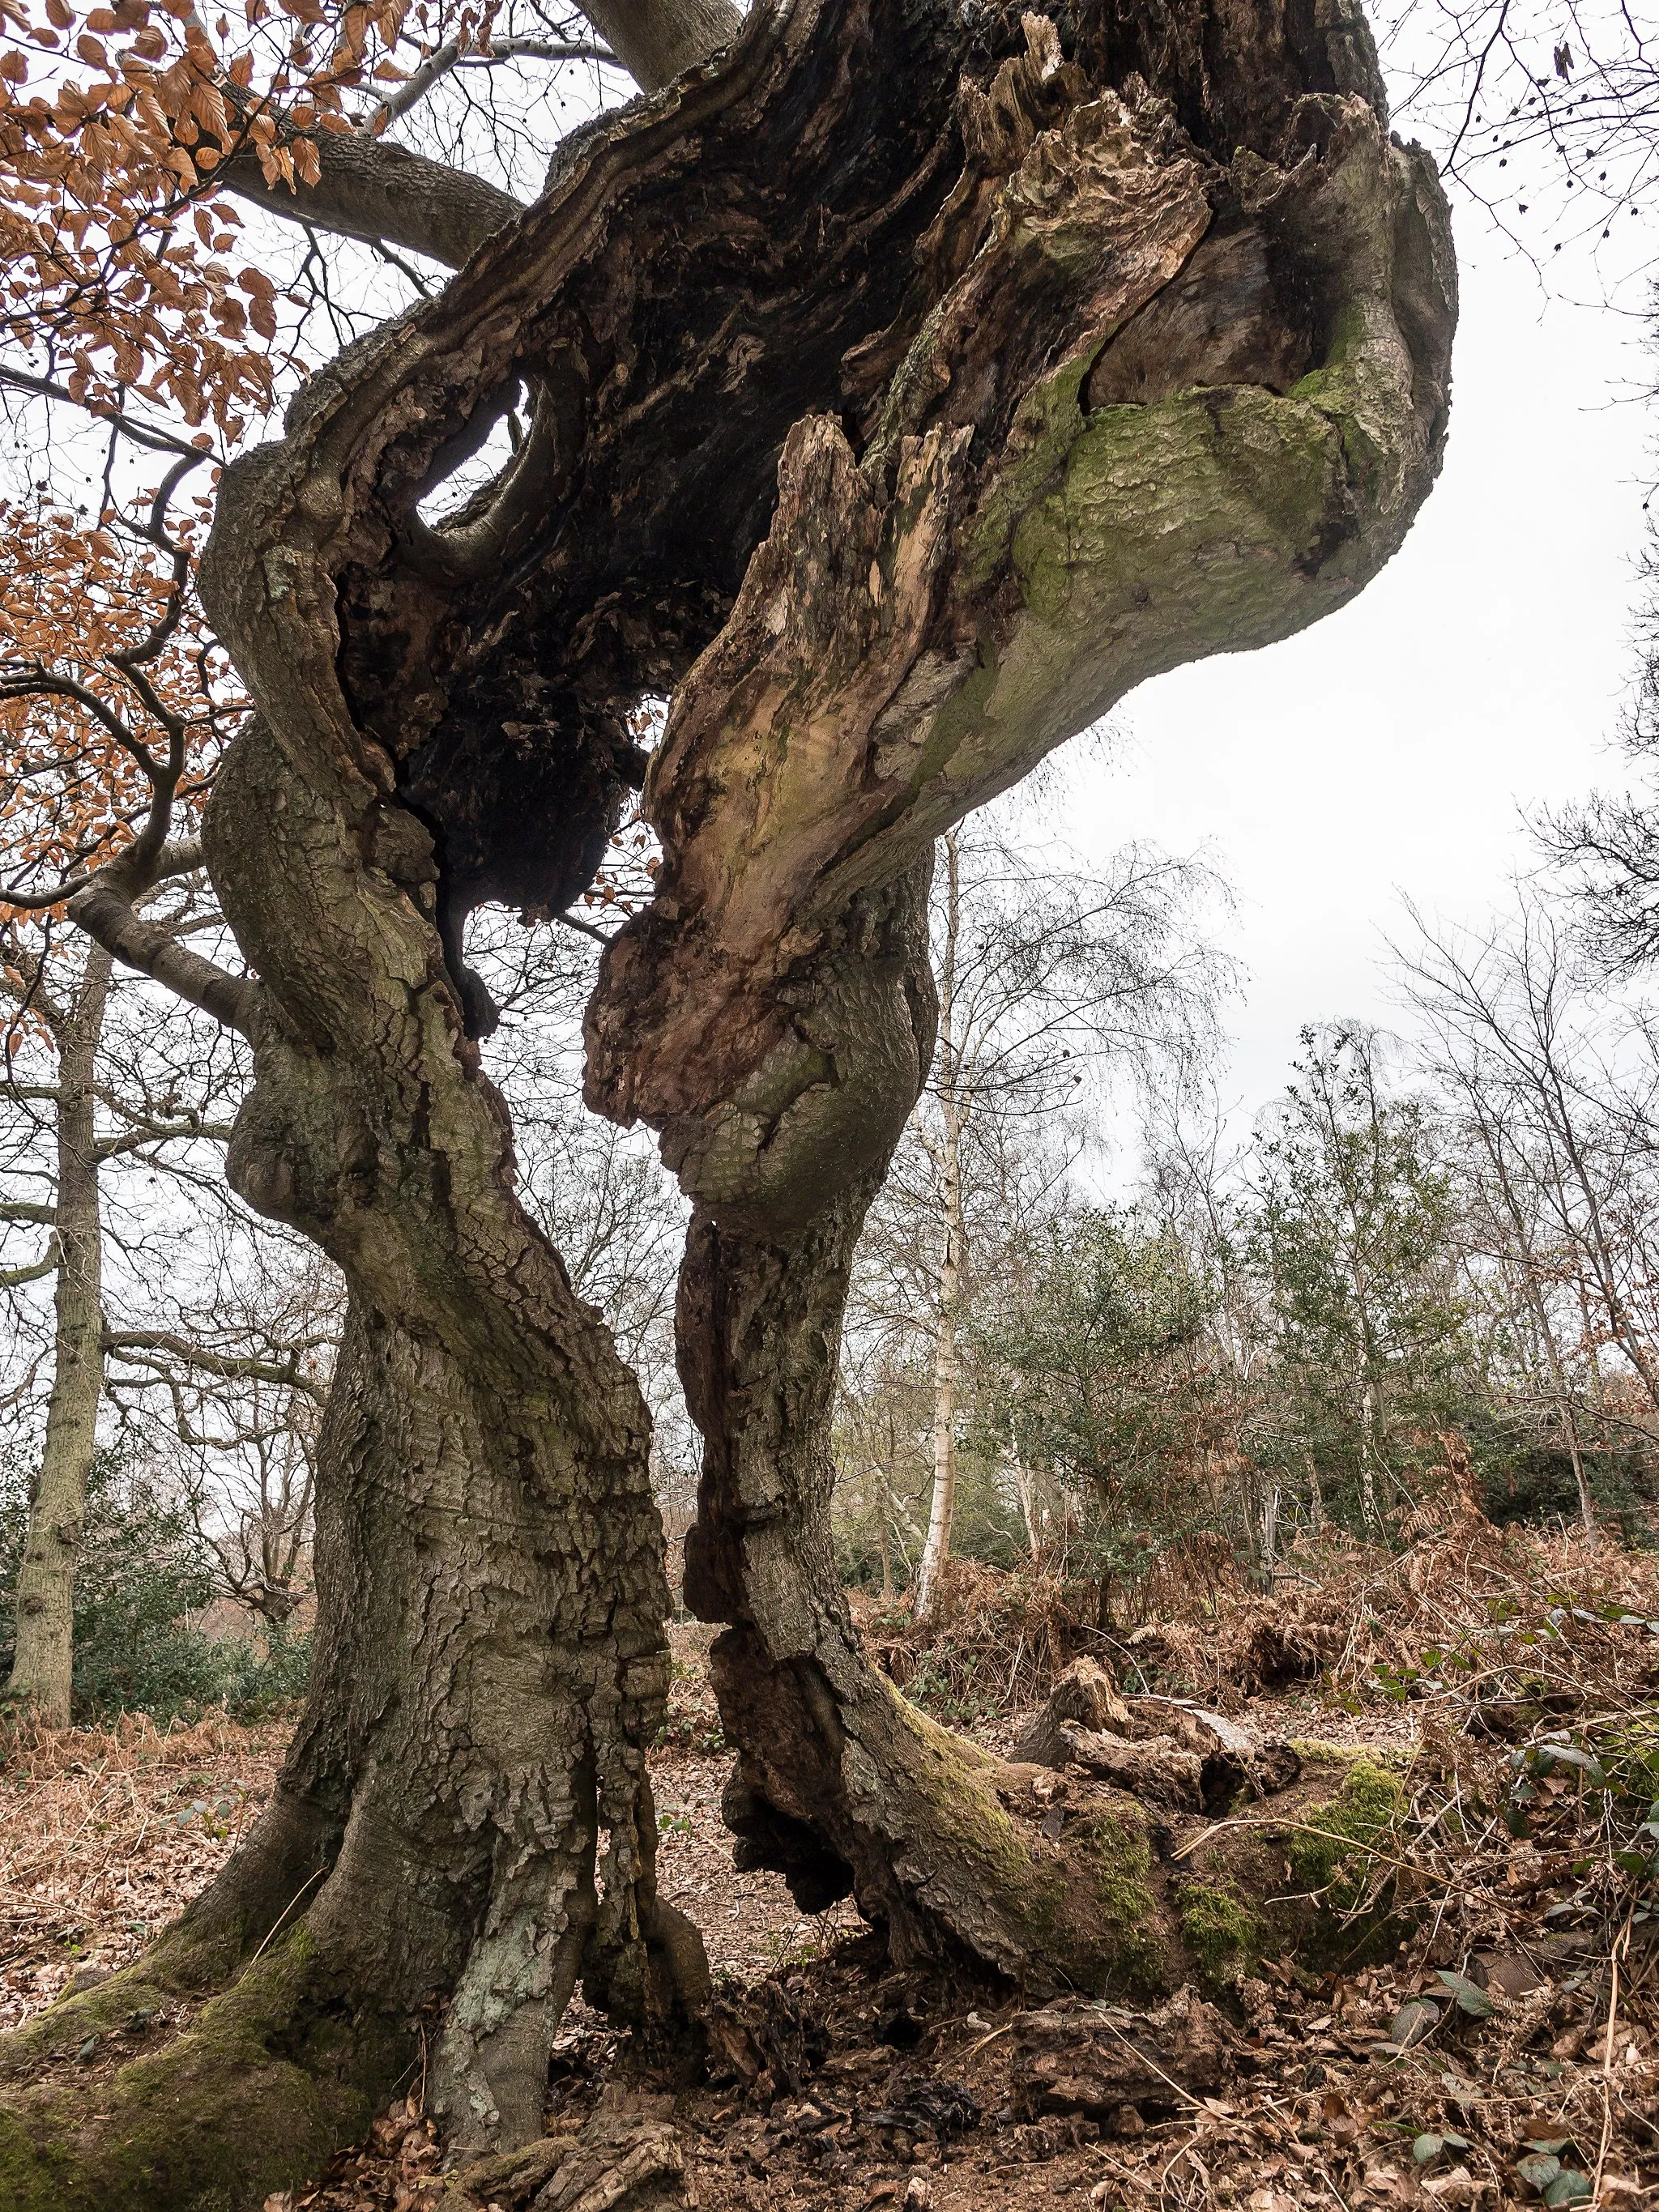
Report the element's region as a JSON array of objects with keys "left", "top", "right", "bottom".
[
  {"left": 104, "top": 1226, "right": 341, "bottom": 1622},
  {"left": 1401, "top": 893, "right": 1659, "bottom": 1498},
  {"left": 0, "top": 0, "right": 1456, "bottom": 2197},
  {"left": 0, "top": 877, "right": 249, "bottom": 1723},
  {"left": 1381, "top": 0, "right": 1659, "bottom": 265},
  {"left": 856, "top": 822, "right": 1226, "bottom": 1619}
]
